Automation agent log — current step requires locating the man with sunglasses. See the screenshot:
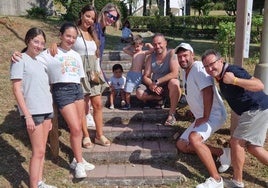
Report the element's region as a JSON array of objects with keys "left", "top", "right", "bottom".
[
  {"left": 175, "top": 43, "right": 230, "bottom": 188},
  {"left": 202, "top": 49, "right": 268, "bottom": 188}
]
